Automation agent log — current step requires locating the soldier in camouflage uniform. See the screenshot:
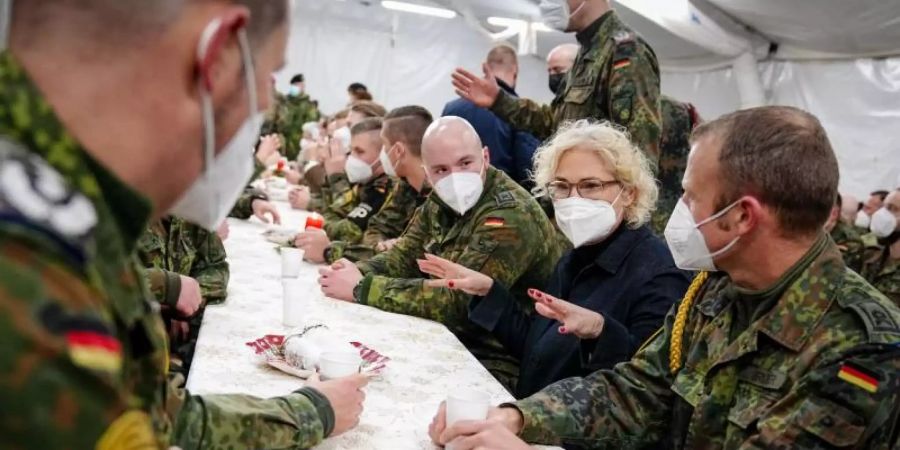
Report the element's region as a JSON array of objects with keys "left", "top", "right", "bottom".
[
  {"left": 138, "top": 217, "right": 229, "bottom": 375},
  {"left": 826, "top": 193, "right": 868, "bottom": 273},
  {"left": 861, "top": 190, "right": 900, "bottom": 307},
  {"left": 295, "top": 119, "right": 394, "bottom": 262},
  {"left": 261, "top": 73, "right": 321, "bottom": 161},
  {"left": 325, "top": 106, "right": 437, "bottom": 263},
  {"left": 229, "top": 188, "right": 281, "bottom": 224},
  {"left": 429, "top": 107, "right": 900, "bottom": 450},
  {"left": 453, "top": 2, "right": 662, "bottom": 169},
  {"left": 0, "top": 4, "right": 365, "bottom": 448},
  {"left": 318, "top": 118, "right": 565, "bottom": 390}
]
